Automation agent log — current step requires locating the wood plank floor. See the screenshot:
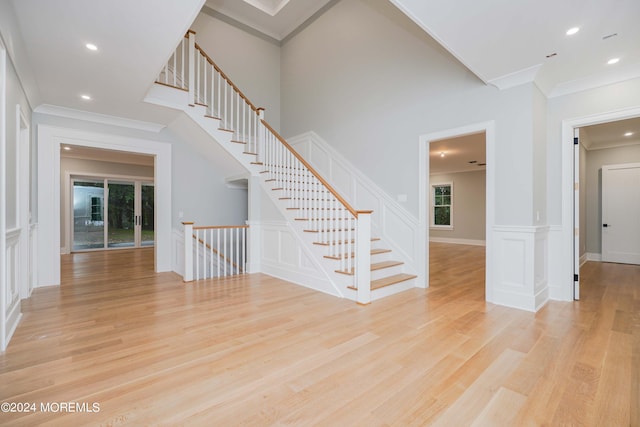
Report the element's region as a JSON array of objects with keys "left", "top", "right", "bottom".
[{"left": 0, "top": 243, "right": 637, "bottom": 426}]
